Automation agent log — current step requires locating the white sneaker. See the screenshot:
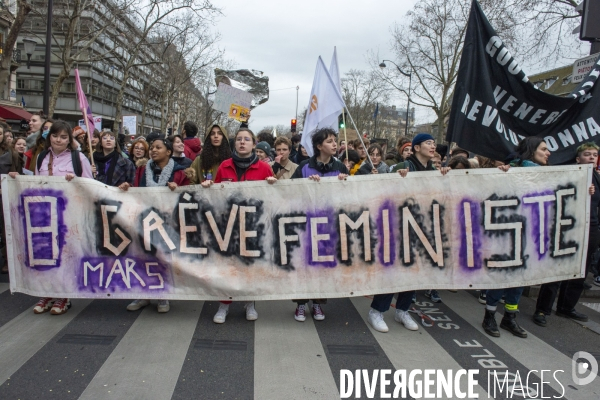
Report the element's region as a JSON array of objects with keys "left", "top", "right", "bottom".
[
  {"left": 368, "top": 309, "right": 389, "bottom": 333},
  {"left": 395, "top": 309, "right": 418, "bottom": 331},
  {"left": 312, "top": 304, "right": 325, "bottom": 321},
  {"left": 157, "top": 300, "right": 170, "bottom": 313},
  {"left": 294, "top": 304, "right": 306, "bottom": 322},
  {"left": 245, "top": 302, "right": 258, "bottom": 321},
  {"left": 127, "top": 299, "right": 150, "bottom": 311},
  {"left": 213, "top": 303, "right": 229, "bottom": 323}
]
